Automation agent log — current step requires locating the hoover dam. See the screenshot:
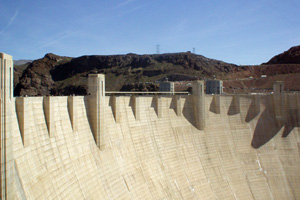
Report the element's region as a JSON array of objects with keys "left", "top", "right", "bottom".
[{"left": 1, "top": 52, "right": 300, "bottom": 199}]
